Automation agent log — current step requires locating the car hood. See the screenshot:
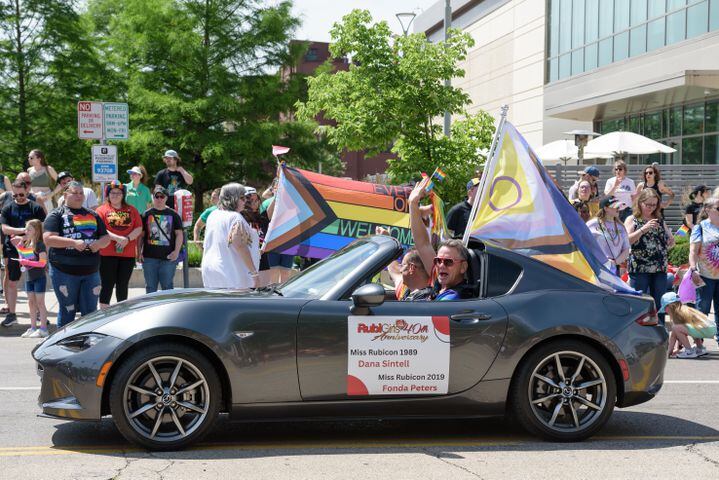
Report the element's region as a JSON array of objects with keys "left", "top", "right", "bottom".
[{"left": 44, "top": 288, "right": 278, "bottom": 343}]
